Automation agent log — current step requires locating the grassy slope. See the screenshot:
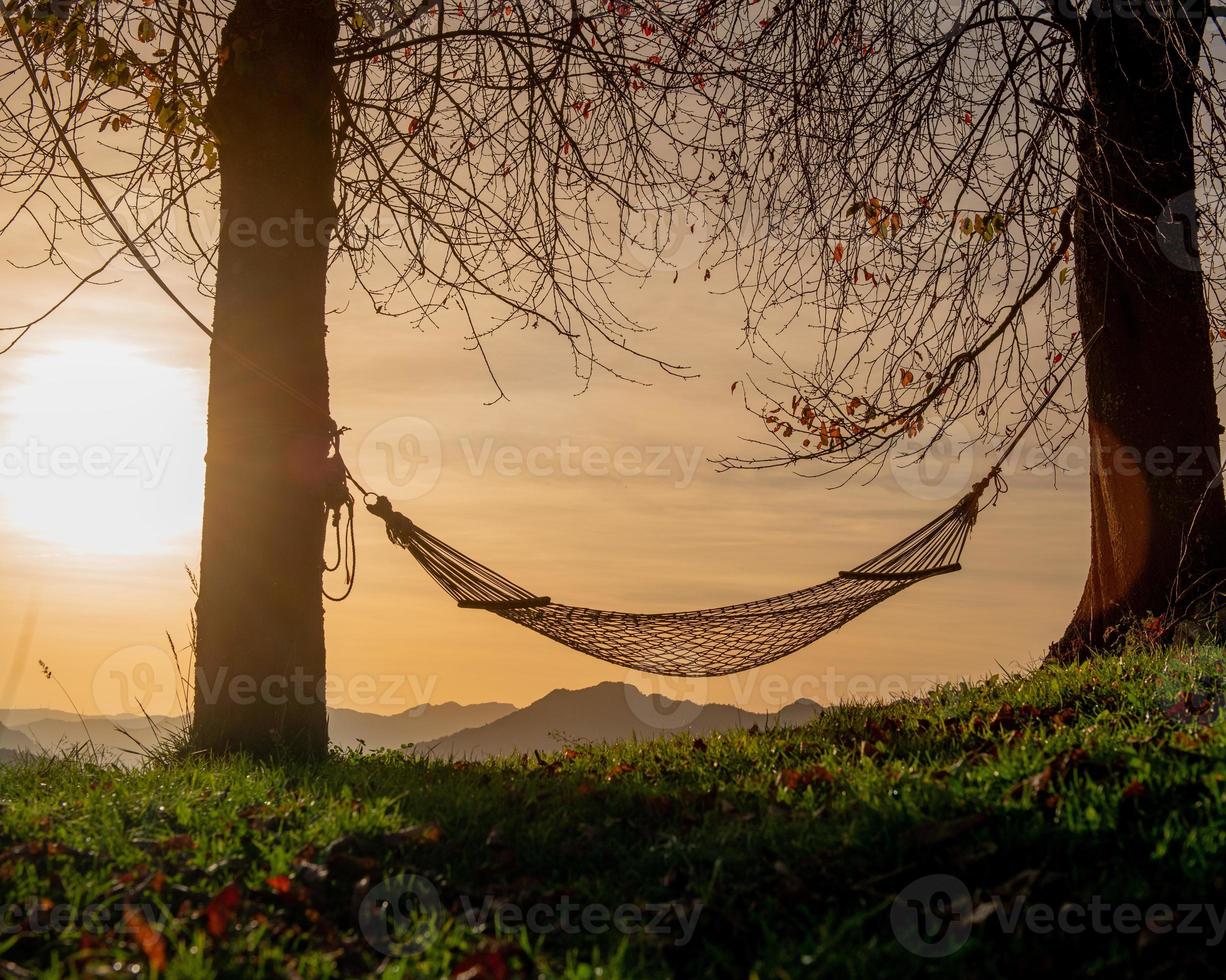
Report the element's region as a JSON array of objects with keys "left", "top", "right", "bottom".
[{"left": 2, "top": 644, "right": 1226, "bottom": 978}]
